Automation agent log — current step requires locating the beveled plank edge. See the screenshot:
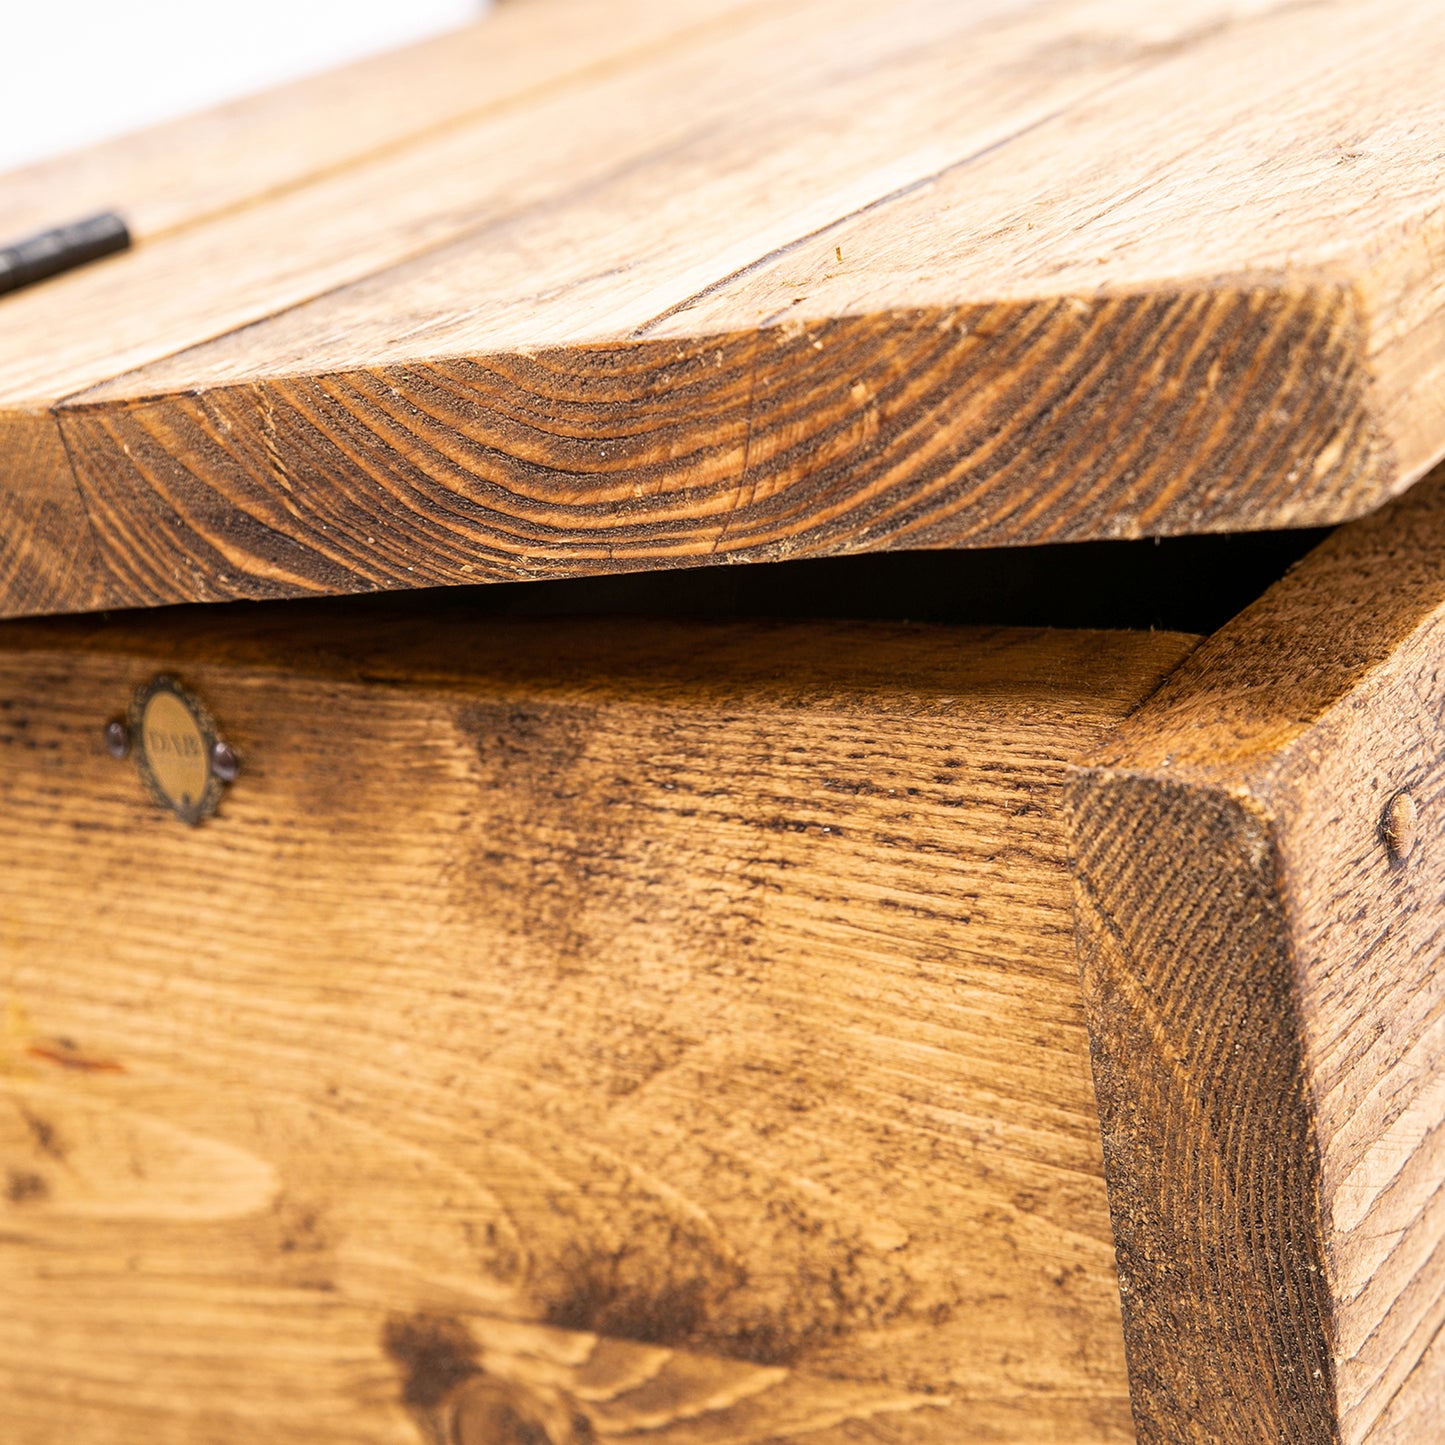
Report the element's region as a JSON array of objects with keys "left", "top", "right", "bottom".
[
  {"left": 0, "top": 609, "right": 1201, "bottom": 721},
  {"left": 1, "top": 279, "right": 1390, "bottom": 620}
]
